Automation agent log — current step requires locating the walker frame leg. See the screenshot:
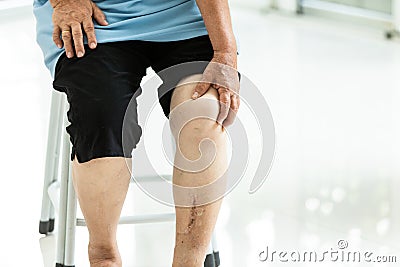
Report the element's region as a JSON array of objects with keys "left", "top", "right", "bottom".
[
  {"left": 56, "top": 95, "right": 73, "bottom": 267},
  {"left": 211, "top": 231, "right": 220, "bottom": 266},
  {"left": 204, "top": 240, "right": 216, "bottom": 267},
  {"left": 63, "top": 162, "right": 77, "bottom": 267},
  {"left": 39, "top": 91, "right": 64, "bottom": 234}
]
